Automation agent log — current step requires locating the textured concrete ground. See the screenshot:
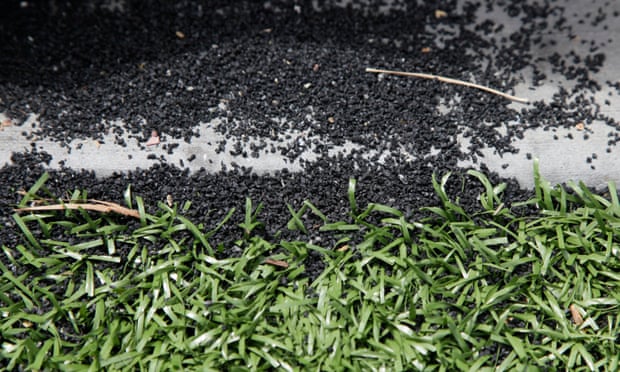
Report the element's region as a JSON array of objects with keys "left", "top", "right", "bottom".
[{"left": 2, "top": 0, "right": 618, "bottom": 190}]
